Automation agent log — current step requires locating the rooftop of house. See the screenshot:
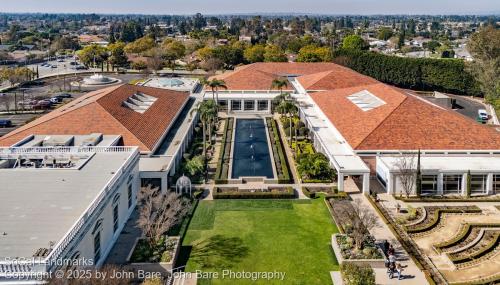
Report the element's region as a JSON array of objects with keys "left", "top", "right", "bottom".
[
  {"left": 0, "top": 85, "right": 190, "bottom": 153},
  {"left": 0, "top": 146, "right": 138, "bottom": 260}
]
